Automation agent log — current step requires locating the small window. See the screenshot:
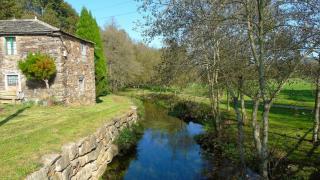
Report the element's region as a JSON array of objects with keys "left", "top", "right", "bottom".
[
  {"left": 5, "top": 37, "right": 17, "bottom": 55},
  {"left": 79, "top": 76, "right": 85, "bottom": 93},
  {"left": 7, "top": 75, "right": 18, "bottom": 86},
  {"left": 81, "top": 44, "right": 87, "bottom": 62}
]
